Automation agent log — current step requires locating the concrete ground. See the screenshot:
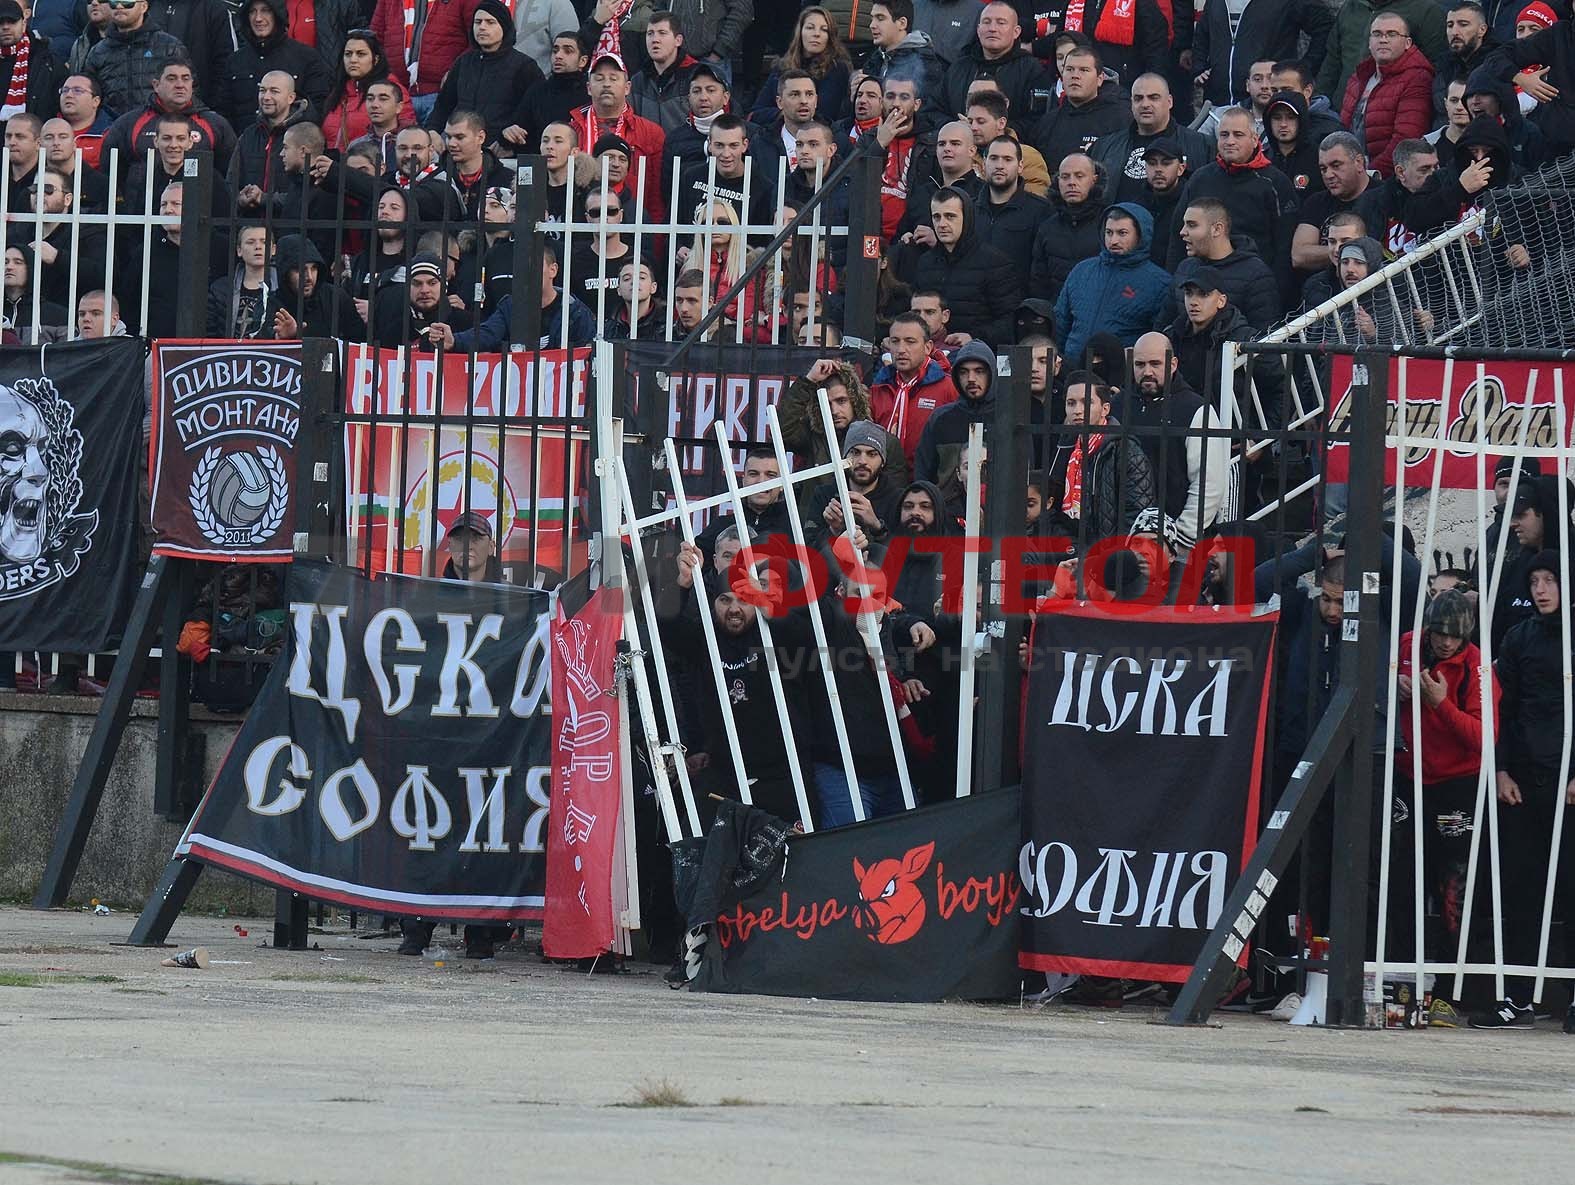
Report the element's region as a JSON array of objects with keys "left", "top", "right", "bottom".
[{"left": 0, "top": 908, "right": 1571, "bottom": 1185}]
